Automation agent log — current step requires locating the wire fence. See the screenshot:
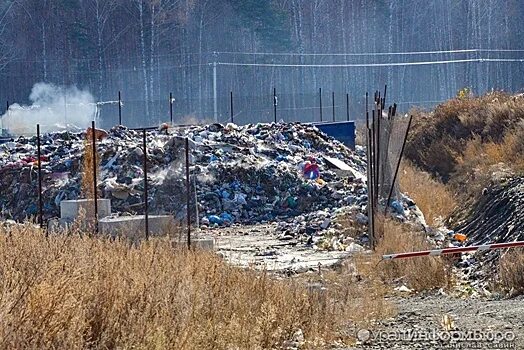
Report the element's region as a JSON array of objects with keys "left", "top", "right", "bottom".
[
  {"left": 93, "top": 91, "right": 359, "bottom": 129},
  {"left": 0, "top": 91, "right": 359, "bottom": 134},
  {"left": 365, "top": 87, "right": 413, "bottom": 249}
]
